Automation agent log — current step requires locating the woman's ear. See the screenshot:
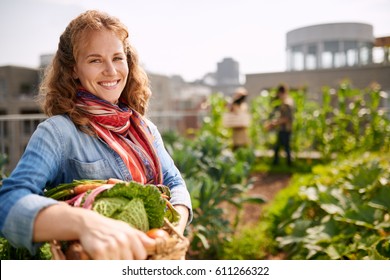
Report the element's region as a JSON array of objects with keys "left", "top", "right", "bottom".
[{"left": 72, "top": 67, "right": 78, "bottom": 79}]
